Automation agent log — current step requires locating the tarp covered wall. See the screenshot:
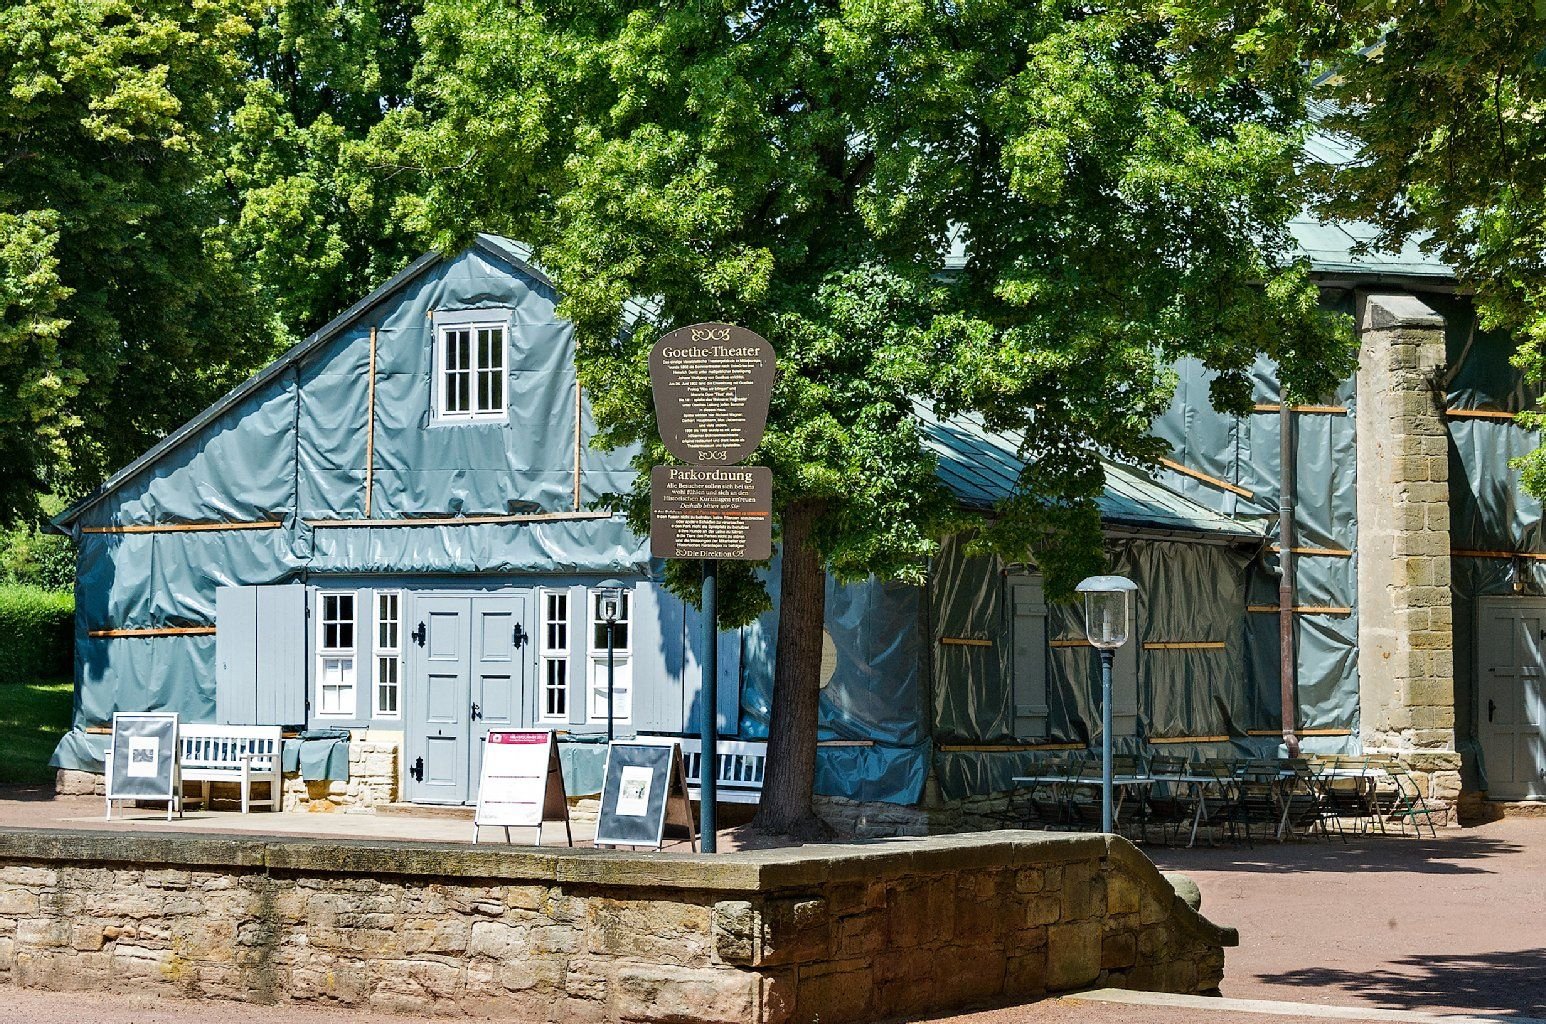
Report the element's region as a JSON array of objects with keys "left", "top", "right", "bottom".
[
  {"left": 54, "top": 240, "right": 658, "bottom": 779},
  {"left": 1428, "top": 291, "right": 1545, "bottom": 793},
  {"left": 1149, "top": 337, "right": 1362, "bottom": 749}
]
